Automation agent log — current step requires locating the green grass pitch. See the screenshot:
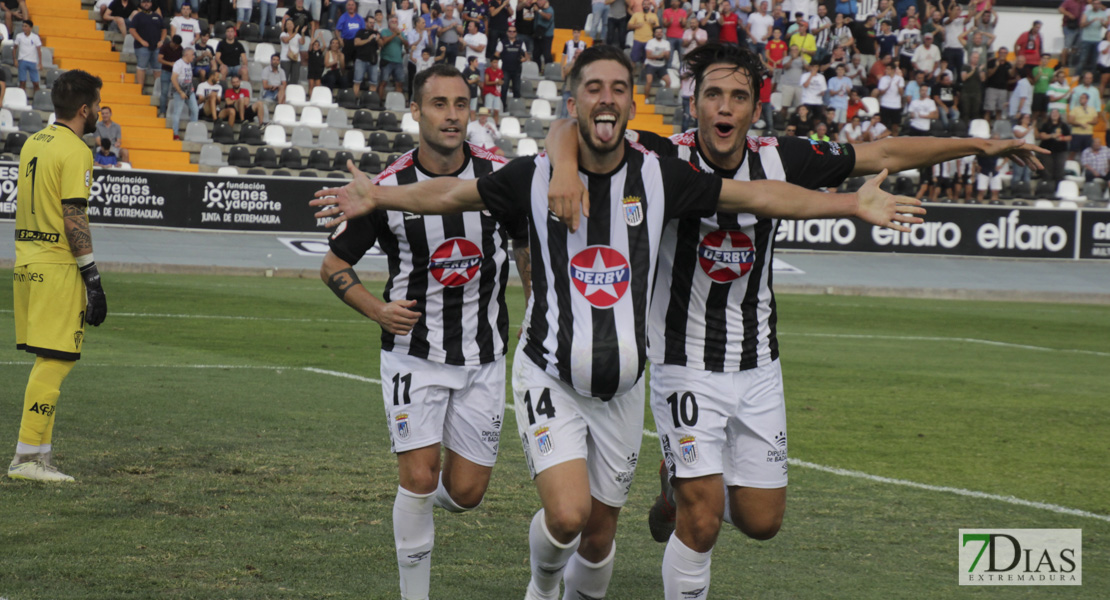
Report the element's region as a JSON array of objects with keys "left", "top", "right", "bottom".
[{"left": 1, "top": 270, "right": 1107, "bottom": 599}]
